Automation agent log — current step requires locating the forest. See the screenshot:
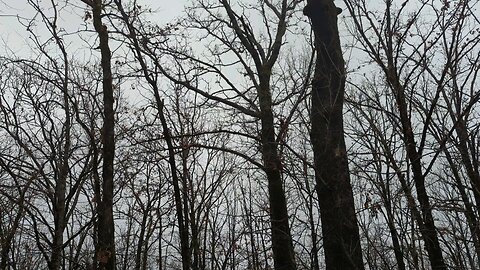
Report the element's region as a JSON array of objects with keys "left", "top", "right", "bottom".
[{"left": 0, "top": 0, "right": 479, "bottom": 269}]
